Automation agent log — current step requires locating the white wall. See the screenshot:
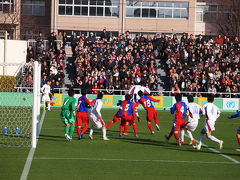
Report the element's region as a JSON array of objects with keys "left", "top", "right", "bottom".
[{"left": 0, "top": 39, "right": 27, "bottom": 76}]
